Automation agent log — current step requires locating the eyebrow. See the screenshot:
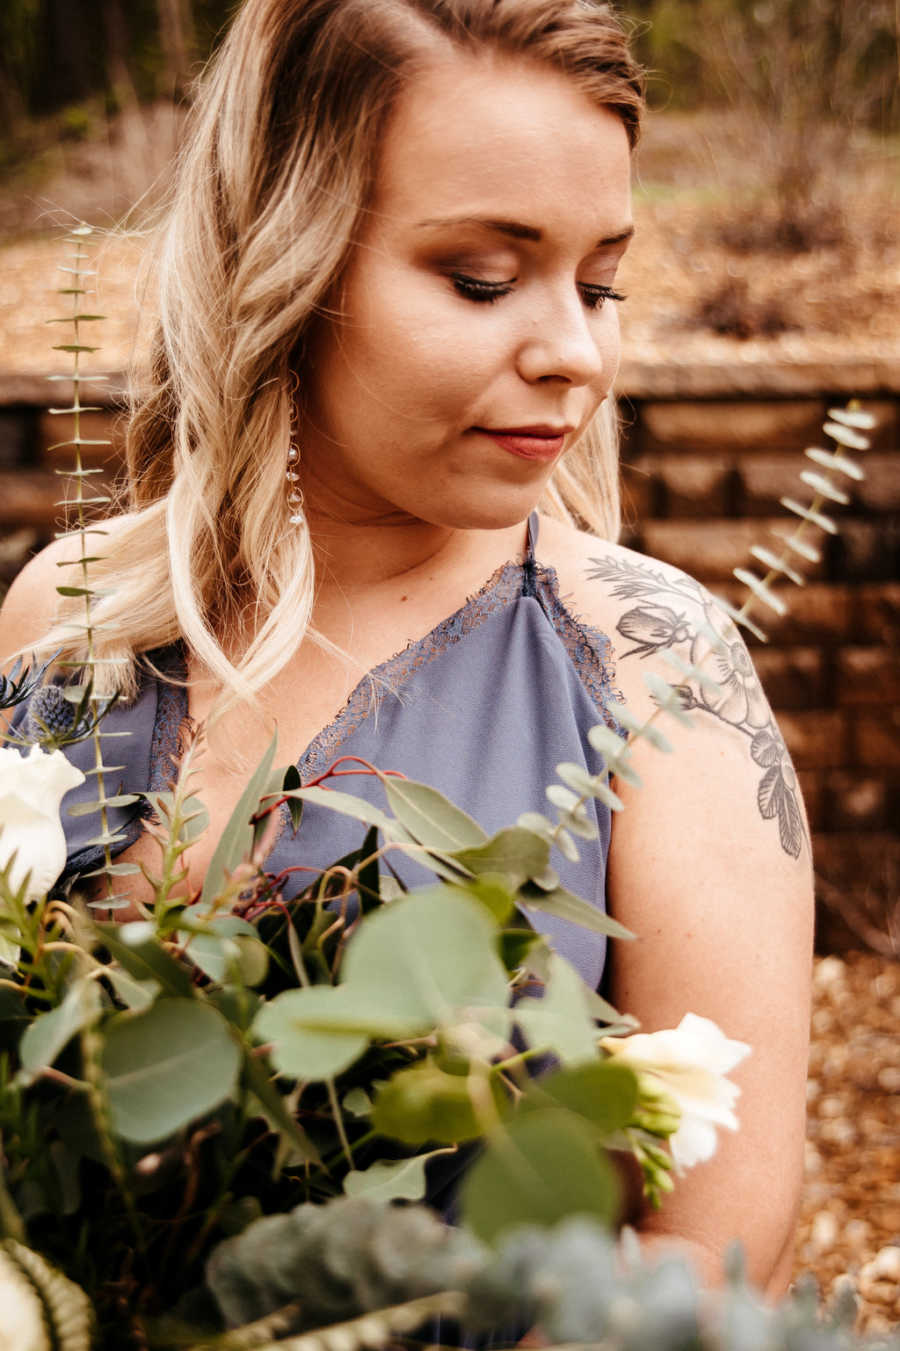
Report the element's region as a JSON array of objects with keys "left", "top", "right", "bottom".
[{"left": 415, "top": 216, "right": 635, "bottom": 248}]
